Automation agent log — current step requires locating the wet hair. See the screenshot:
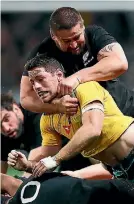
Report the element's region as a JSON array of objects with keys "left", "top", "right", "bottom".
[
  {"left": 25, "top": 54, "right": 65, "bottom": 74},
  {"left": 1, "top": 92, "right": 17, "bottom": 111},
  {"left": 49, "top": 7, "right": 84, "bottom": 33}
]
